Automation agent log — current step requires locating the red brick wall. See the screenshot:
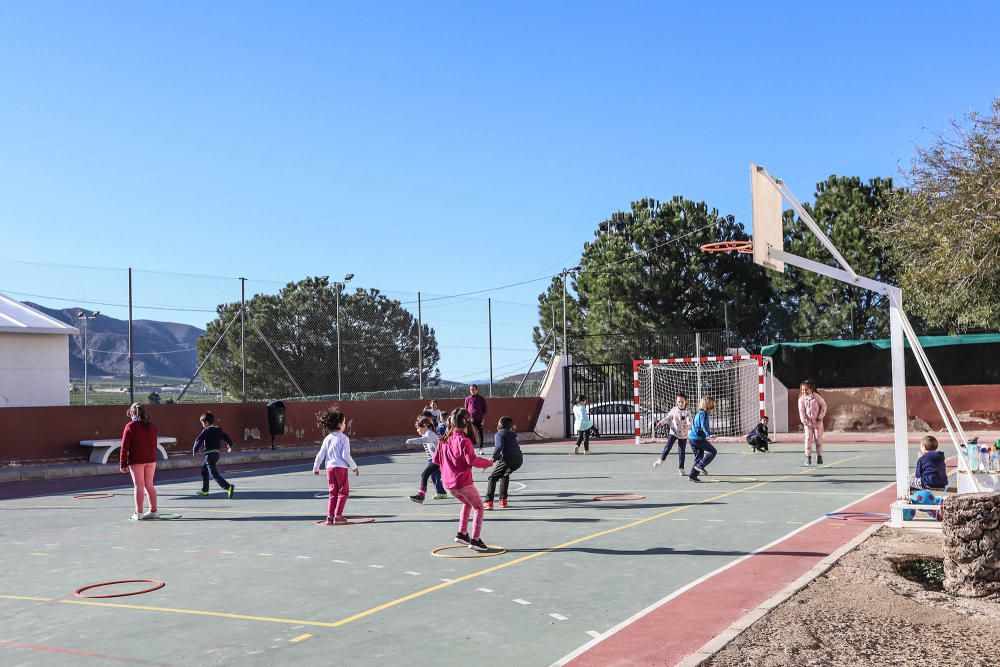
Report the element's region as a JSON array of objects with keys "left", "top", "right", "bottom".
[
  {"left": 786, "top": 385, "right": 1000, "bottom": 432},
  {"left": 0, "top": 398, "right": 542, "bottom": 463}
]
